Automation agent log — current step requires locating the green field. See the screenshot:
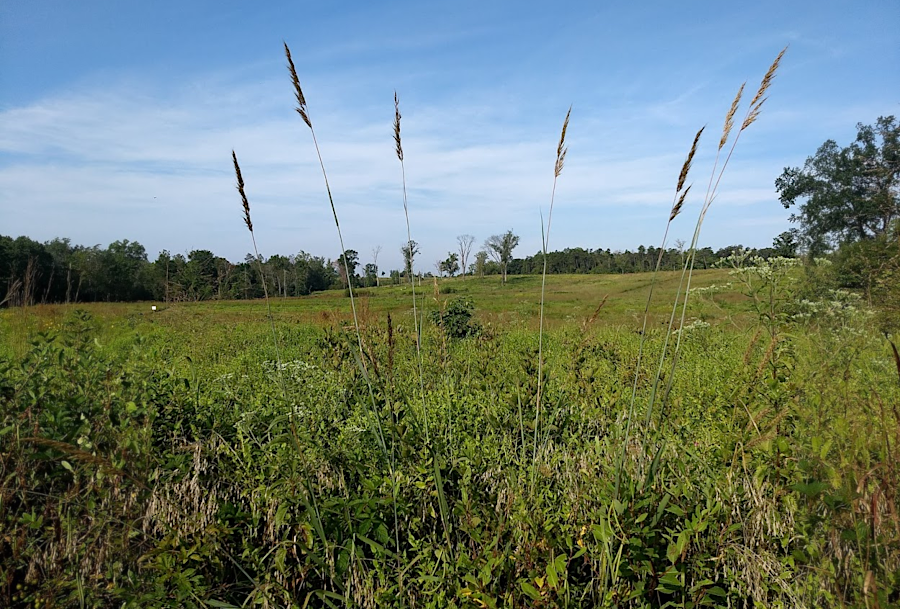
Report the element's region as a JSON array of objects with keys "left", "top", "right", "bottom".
[{"left": 2, "top": 269, "right": 898, "bottom": 608}]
